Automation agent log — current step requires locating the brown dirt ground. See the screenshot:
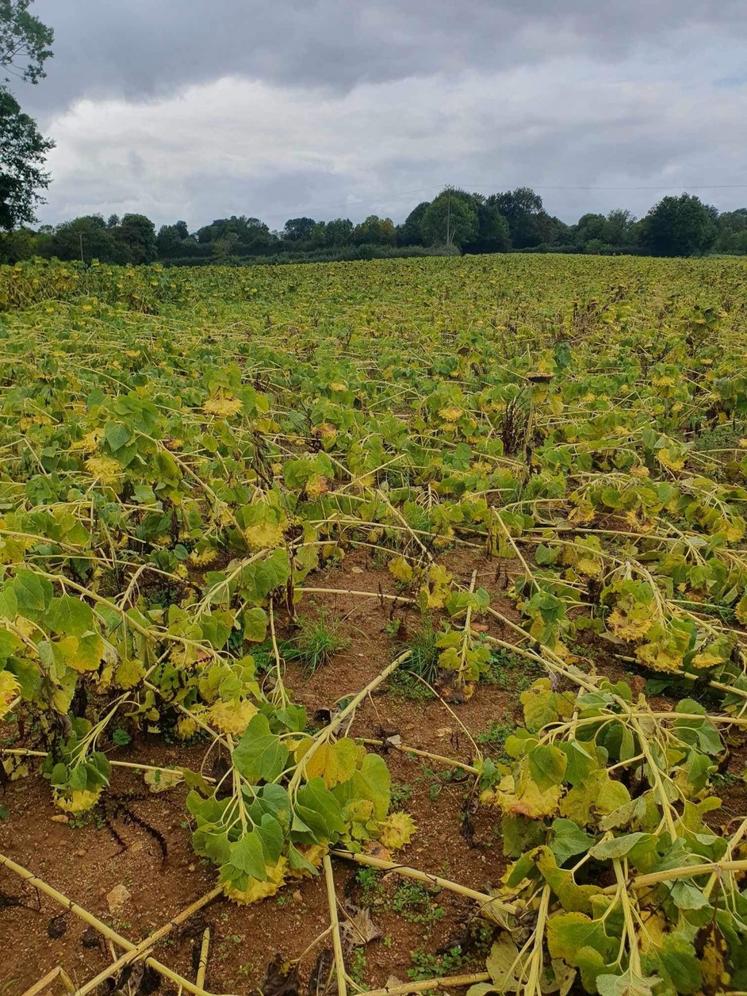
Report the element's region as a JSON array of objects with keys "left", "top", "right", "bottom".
[
  {"left": 1, "top": 544, "right": 745, "bottom": 995},
  {"left": 0, "top": 547, "right": 524, "bottom": 996}
]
